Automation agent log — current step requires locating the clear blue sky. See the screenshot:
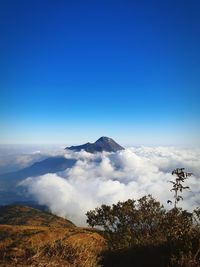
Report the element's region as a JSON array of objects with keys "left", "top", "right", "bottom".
[{"left": 0, "top": 0, "right": 200, "bottom": 146}]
